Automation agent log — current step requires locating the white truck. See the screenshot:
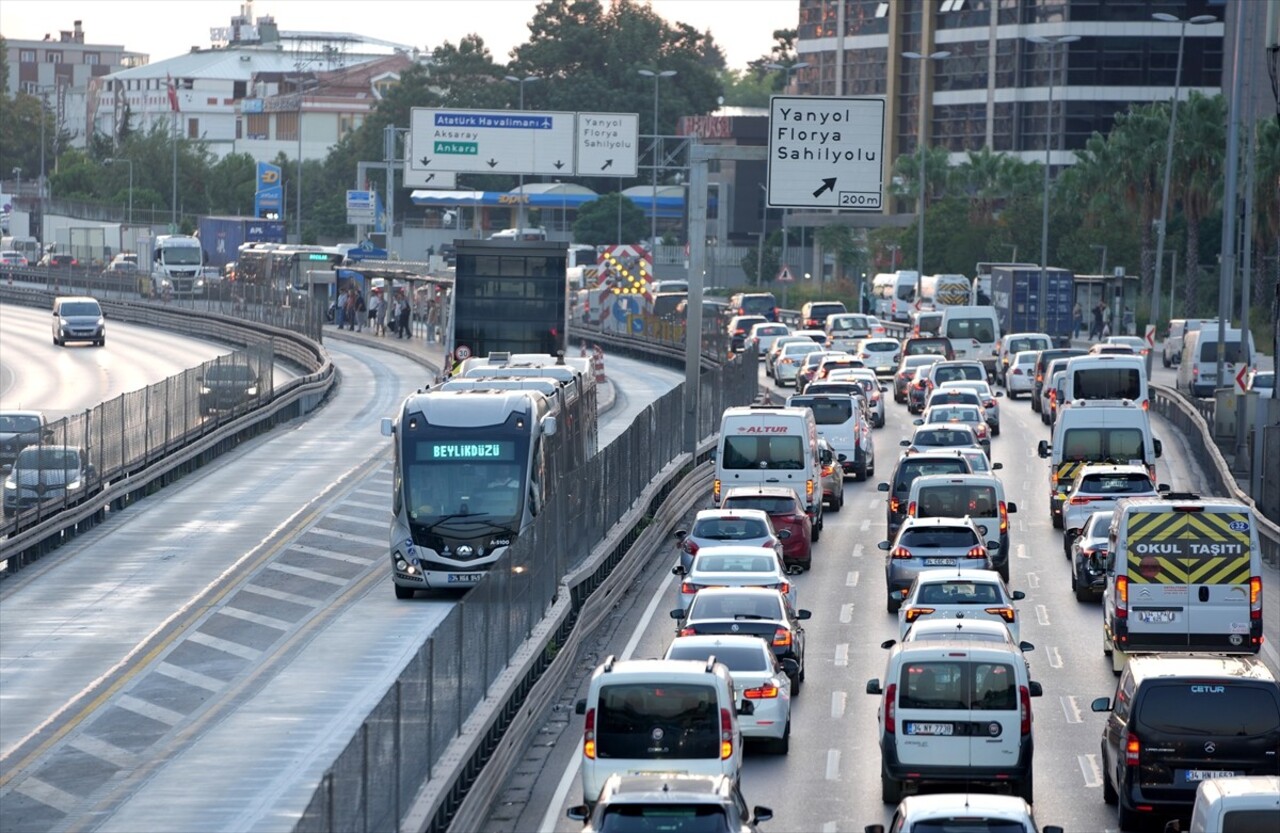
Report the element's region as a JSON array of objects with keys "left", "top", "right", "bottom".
[{"left": 148, "top": 235, "right": 206, "bottom": 297}]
